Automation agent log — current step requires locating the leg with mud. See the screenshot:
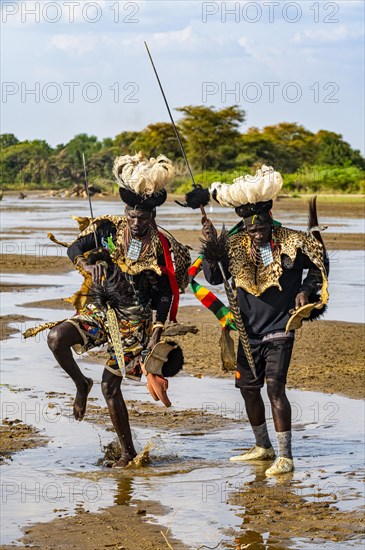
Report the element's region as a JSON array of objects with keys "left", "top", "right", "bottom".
[
  {"left": 264, "top": 378, "right": 294, "bottom": 475},
  {"left": 266, "top": 378, "right": 292, "bottom": 457},
  {"left": 230, "top": 387, "right": 274, "bottom": 462},
  {"left": 241, "top": 386, "right": 272, "bottom": 448},
  {"left": 101, "top": 369, "right": 137, "bottom": 467},
  {"left": 48, "top": 323, "right": 93, "bottom": 421}
]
